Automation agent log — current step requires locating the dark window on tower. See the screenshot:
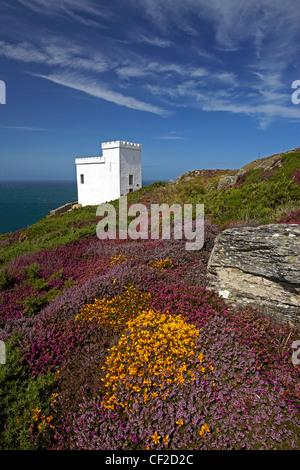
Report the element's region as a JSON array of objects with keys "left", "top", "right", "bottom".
[
  {"left": 80, "top": 174, "right": 84, "bottom": 184},
  {"left": 129, "top": 174, "right": 133, "bottom": 185}
]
